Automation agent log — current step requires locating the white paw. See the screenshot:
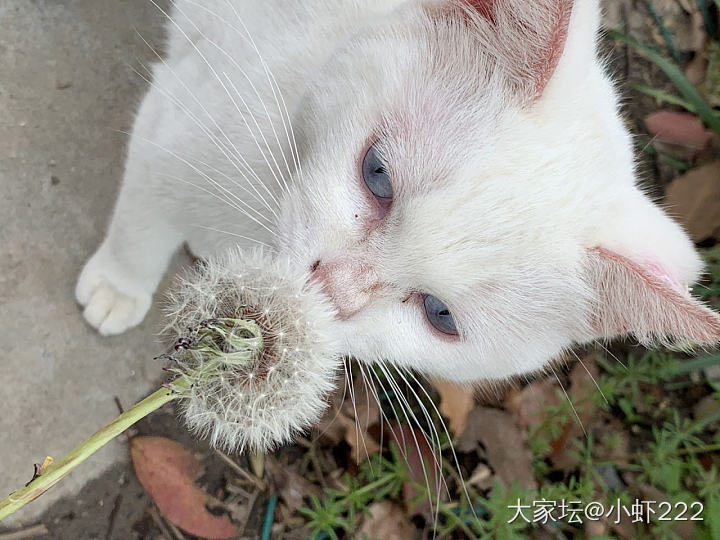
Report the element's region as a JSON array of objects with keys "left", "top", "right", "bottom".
[{"left": 76, "top": 259, "right": 152, "bottom": 336}]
